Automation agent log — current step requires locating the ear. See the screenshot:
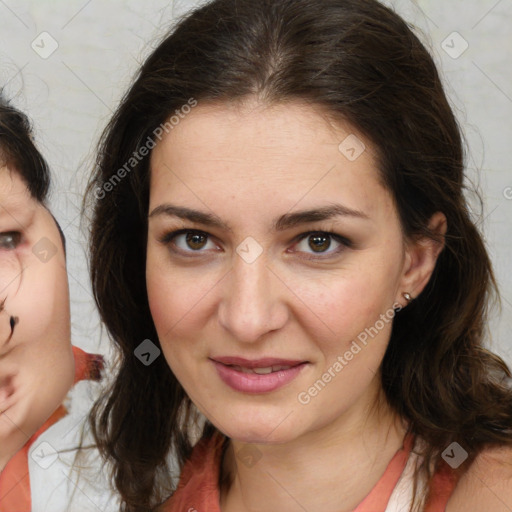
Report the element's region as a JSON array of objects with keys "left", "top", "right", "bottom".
[{"left": 396, "top": 211, "right": 447, "bottom": 306}]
